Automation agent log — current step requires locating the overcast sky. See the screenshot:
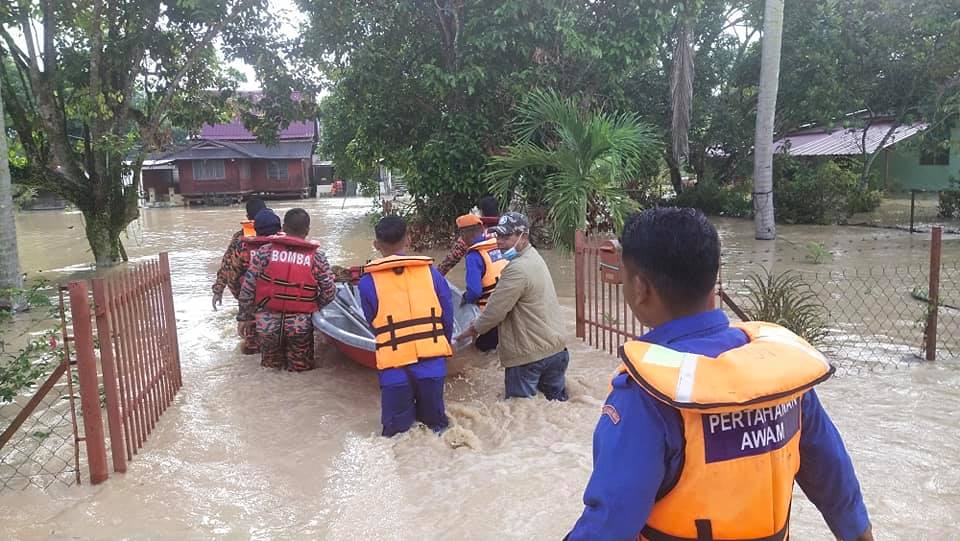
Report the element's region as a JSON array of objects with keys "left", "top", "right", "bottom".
[{"left": 230, "top": 0, "right": 305, "bottom": 91}]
